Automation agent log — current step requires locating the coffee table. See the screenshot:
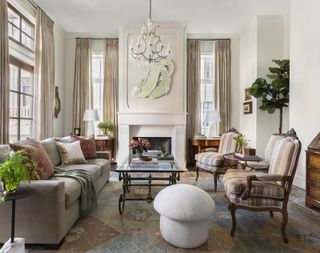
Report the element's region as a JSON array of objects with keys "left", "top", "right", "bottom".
[{"left": 116, "top": 159, "right": 185, "bottom": 214}]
